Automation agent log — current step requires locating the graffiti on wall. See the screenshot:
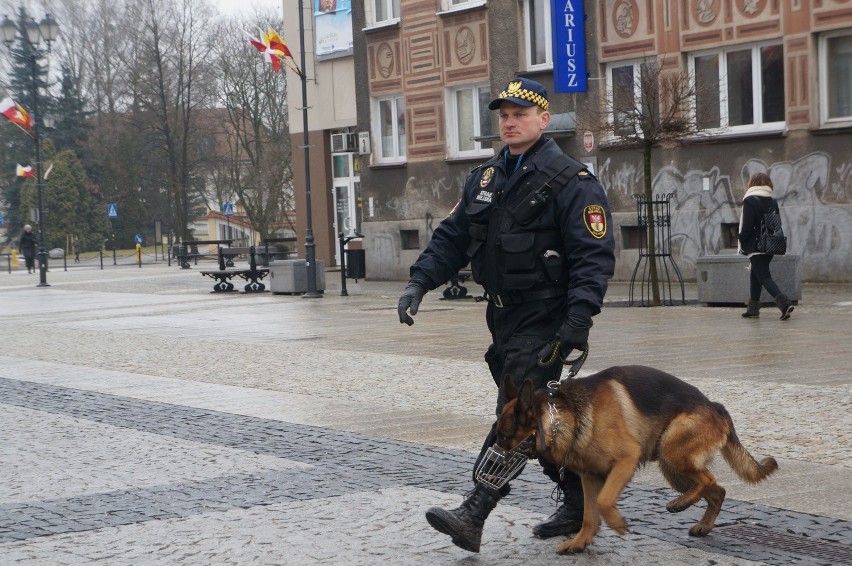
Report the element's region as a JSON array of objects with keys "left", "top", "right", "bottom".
[
  {"left": 384, "top": 172, "right": 467, "bottom": 221},
  {"left": 597, "top": 151, "right": 852, "bottom": 280}
]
